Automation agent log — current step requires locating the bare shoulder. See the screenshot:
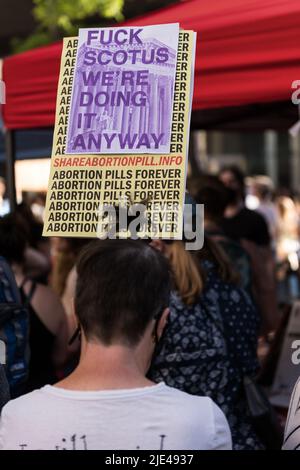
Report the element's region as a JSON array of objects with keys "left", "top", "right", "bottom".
[
  {"left": 34, "top": 283, "right": 62, "bottom": 304},
  {"left": 29, "top": 282, "right": 66, "bottom": 334}
]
